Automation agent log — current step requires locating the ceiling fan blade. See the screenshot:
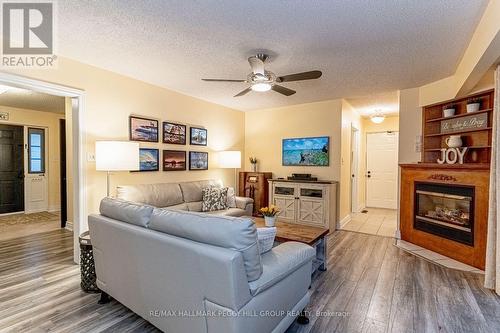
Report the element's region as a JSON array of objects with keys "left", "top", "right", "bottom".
[
  {"left": 248, "top": 56, "right": 265, "bottom": 75},
  {"left": 202, "top": 78, "right": 246, "bottom": 82},
  {"left": 276, "top": 70, "right": 322, "bottom": 83},
  {"left": 234, "top": 87, "right": 252, "bottom": 97},
  {"left": 271, "top": 85, "right": 296, "bottom": 96}
]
